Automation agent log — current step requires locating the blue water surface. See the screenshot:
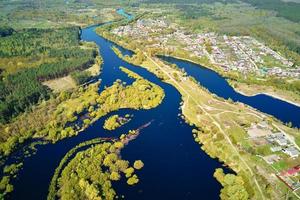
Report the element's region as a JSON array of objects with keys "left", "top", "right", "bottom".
[{"left": 116, "top": 8, "right": 134, "bottom": 21}]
